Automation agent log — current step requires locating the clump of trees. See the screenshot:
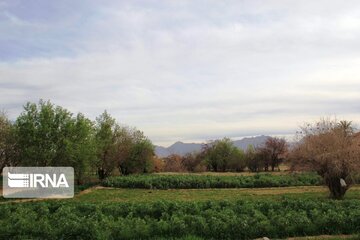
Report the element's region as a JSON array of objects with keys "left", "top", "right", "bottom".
[
  {"left": 160, "top": 137, "right": 288, "bottom": 173},
  {"left": 0, "top": 100, "right": 155, "bottom": 183},
  {"left": 202, "top": 138, "right": 246, "bottom": 172},
  {"left": 289, "top": 119, "right": 360, "bottom": 199},
  {"left": 95, "top": 111, "right": 154, "bottom": 179}
]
